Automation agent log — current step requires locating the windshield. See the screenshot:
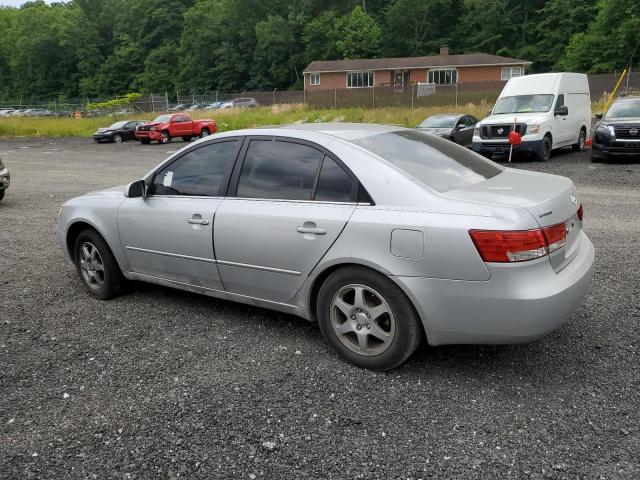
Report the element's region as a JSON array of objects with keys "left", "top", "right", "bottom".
[
  {"left": 153, "top": 115, "right": 171, "bottom": 123},
  {"left": 606, "top": 100, "right": 640, "bottom": 118},
  {"left": 352, "top": 130, "right": 503, "bottom": 192},
  {"left": 417, "top": 116, "right": 456, "bottom": 128},
  {"left": 109, "top": 121, "right": 127, "bottom": 129},
  {"left": 493, "top": 94, "right": 555, "bottom": 114}
]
